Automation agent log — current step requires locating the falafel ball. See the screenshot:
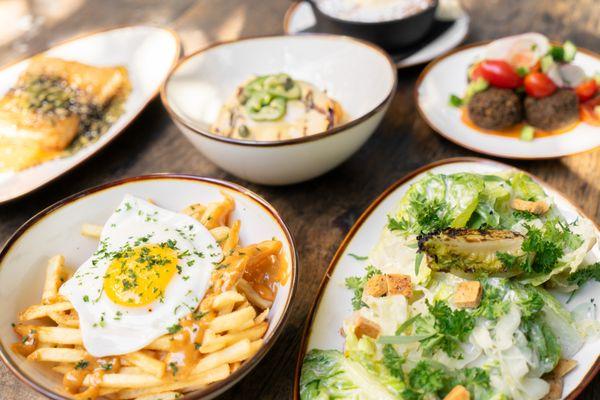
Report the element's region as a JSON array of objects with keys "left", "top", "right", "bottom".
[
  {"left": 467, "top": 87, "right": 523, "bottom": 130},
  {"left": 524, "top": 89, "right": 579, "bottom": 131}
]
